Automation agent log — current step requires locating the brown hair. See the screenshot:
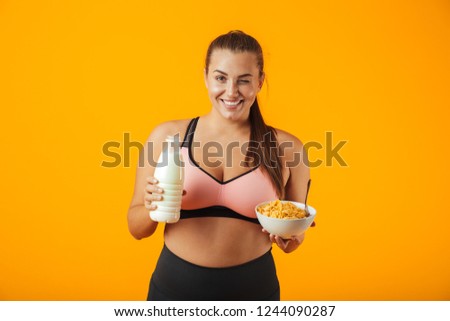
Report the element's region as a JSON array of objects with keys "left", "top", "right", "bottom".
[{"left": 205, "top": 30, "right": 285, "bottom": 199}]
